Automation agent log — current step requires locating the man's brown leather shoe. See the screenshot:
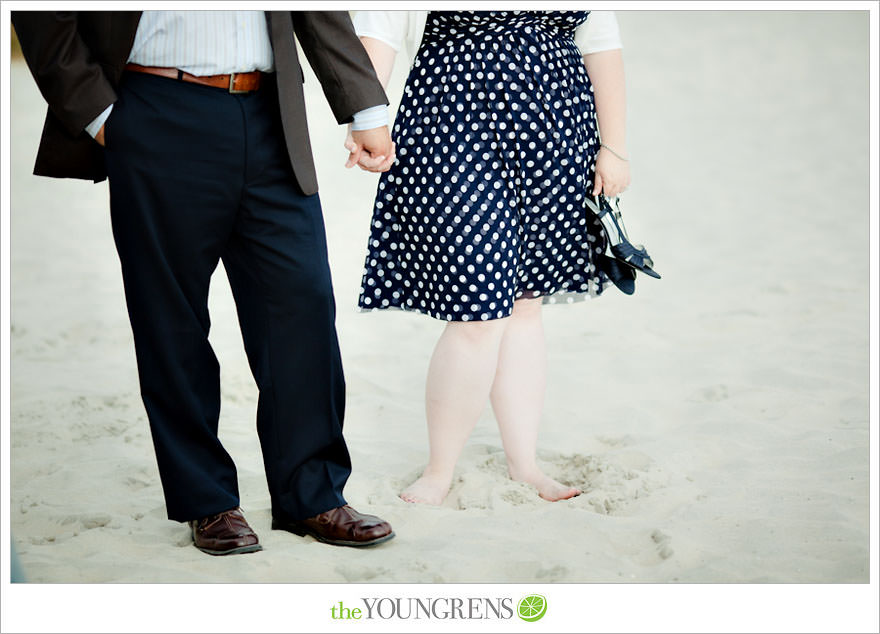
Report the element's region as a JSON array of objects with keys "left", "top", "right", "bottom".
[
  {"left": 272, "top": 505, "right": 395, "bottom": 547},
  {"left": 189, "top": 507, "right": 263, "bottom": 556}
]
